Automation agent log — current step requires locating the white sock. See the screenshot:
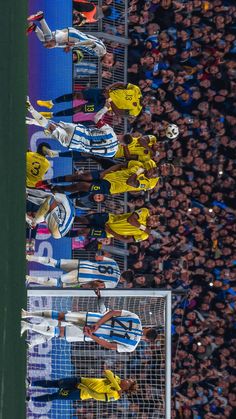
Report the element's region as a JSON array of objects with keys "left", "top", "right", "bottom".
[
  {"left": 22, "top": 310, "right": 53, "bottom": 318},
  {"left": 28, "top": 104, "right": 49, "bottom": 128},
  {"left": 26, "top": 116, "right": 41, "bottom": 126},
  {"left": 28, "top": 335, "right": 49, "bottom": 348},
  {"left": 28, "top": 322, "right": 57, "bottom": 338},
  {"left": 26, "top": 276, "right": 58, "bottom": 287},
  {"left": 26, "top": 255, "right": 57, "bottom": 267},
  {"left": 39, "top": 18, "right": 53, "bottom": 41},
  {"left": 34, "top": 26, "right": 45, "bottom": 42}
]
